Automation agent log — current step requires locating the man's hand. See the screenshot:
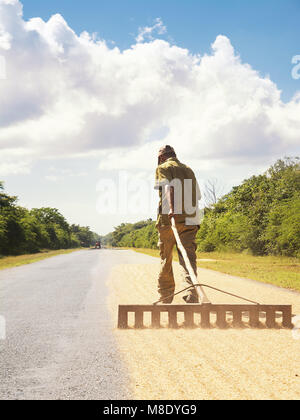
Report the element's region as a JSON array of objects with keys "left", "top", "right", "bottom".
[
  {"left": 168, "top": 209, "right": 175, "bottom": 220},
  {"left": 168, "top": 210, "right": 181, "bottom": 224}
]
